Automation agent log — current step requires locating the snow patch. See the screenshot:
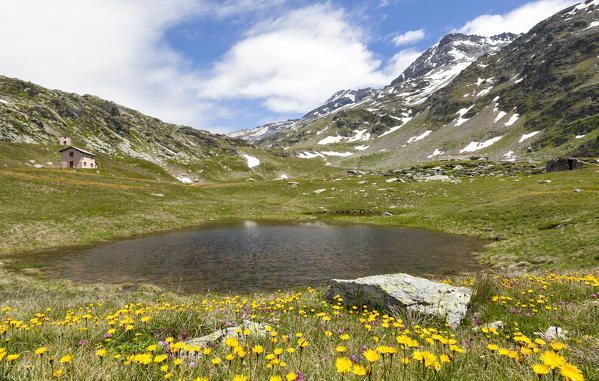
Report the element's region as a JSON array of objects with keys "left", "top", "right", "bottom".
[
  {"left": 276, "top": 174, "right": 289, "bottom": 180},
  {"left": 177, "top": 176, "right": 193, "bottom": 184},
  {"left": 407, "top": 130, "right": 432, "bottom": 144},
  {"left": 0, "top": 99, "right": 7, "bottom": 104},
  {"left": 459, "top": 136, "right": 503, "bottom": 153},
  {"left": 242, "top": 154, "right": 260, "bottom": 168},
  {"left": 575, "top": 134, "right": 586, "bottom": 139},
  {"left": 315, "top": 127, "right": 328, "bottom": 135},
  {"left": 587, "top": 21, "right": 599, "bottom": 29},
  {"left": 476, "top": 87, "right": 492, "bottom": 97},
  {"left": 317, "top": 135, "right": 343, "bottom": 145},
  {"left": 347, "top": 129, "right": 370, "bottom": 142},
  {"left": 321, "top": 151, "right": 353, "bottom": 157},
  {"left": 494, "top": 111, "right": 507, "bottom": 123},
  {"left": 426, "top": 148, "right": 444, "bottom": 159},
  {"left": 355, "top": 145, "right": 369, "bottom": 151},
  {"left": 455, "top": 105, "right": 473, "bottom": 126},
  {"left": 519, "top": 131, "right": 540, "bottom": 143},
  {"left": 385, "top": 177, "right": 398, "bottom": 183},
  {"left": 504, "top": 114, "right": 519, "bottom": 127}
]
